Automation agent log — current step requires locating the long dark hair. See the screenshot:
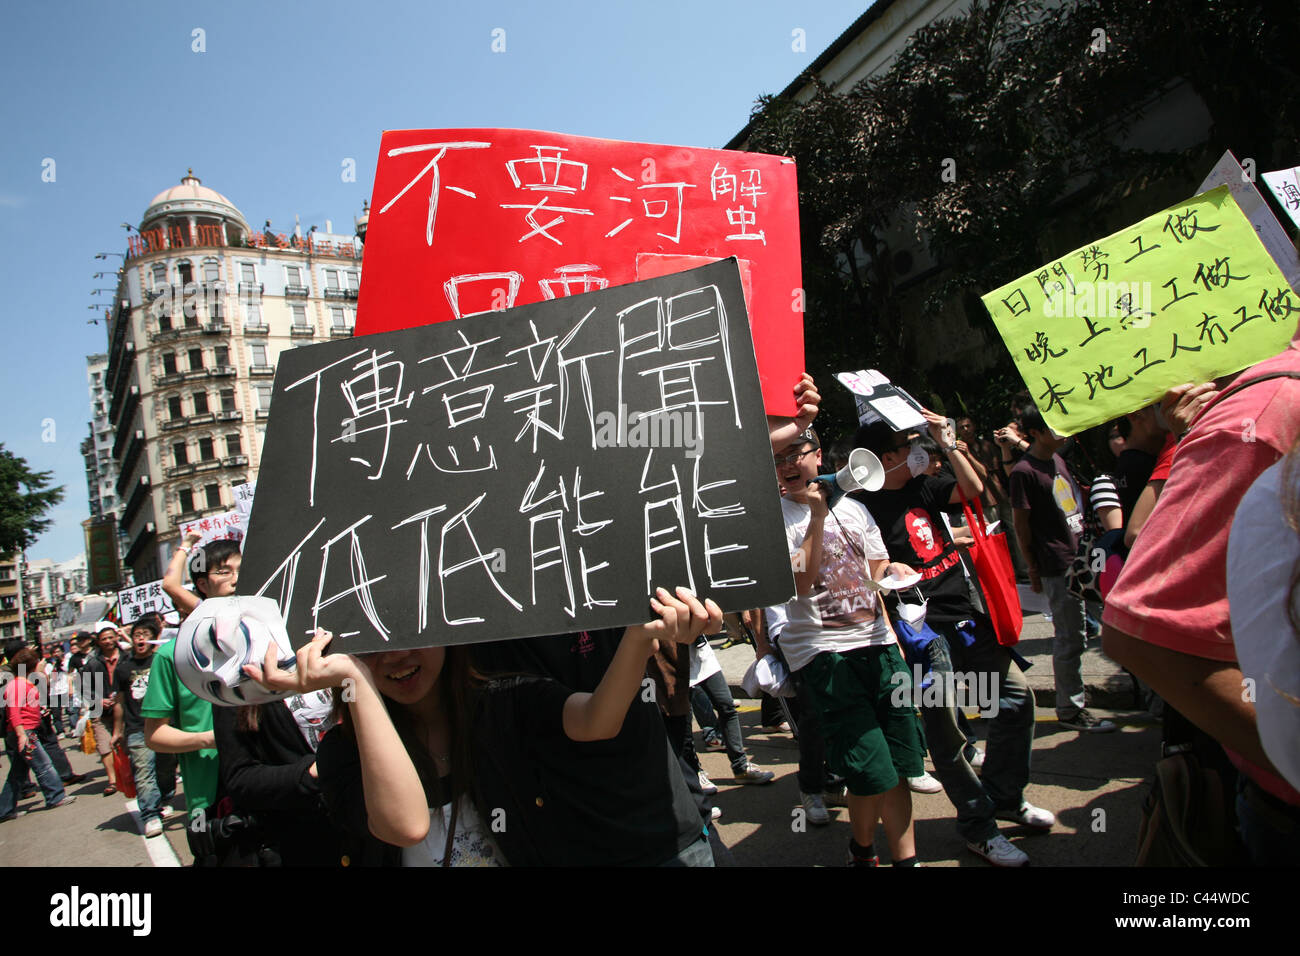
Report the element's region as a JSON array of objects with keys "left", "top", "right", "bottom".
[{"left": 330, "top": 644, "right": 483, "bottom": 810}]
